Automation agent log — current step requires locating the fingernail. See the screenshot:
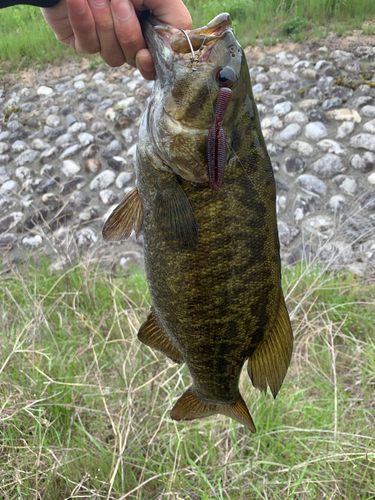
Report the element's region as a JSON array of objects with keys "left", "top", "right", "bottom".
[
  {"left": 70, "top": 0, "right": 86, "bottom": 15},
  {"left": 112, "top": 0, "right": 132, "bottom": 21},
  {"left": 91, "top": 0, "right": 107, "bottom": 6}
]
